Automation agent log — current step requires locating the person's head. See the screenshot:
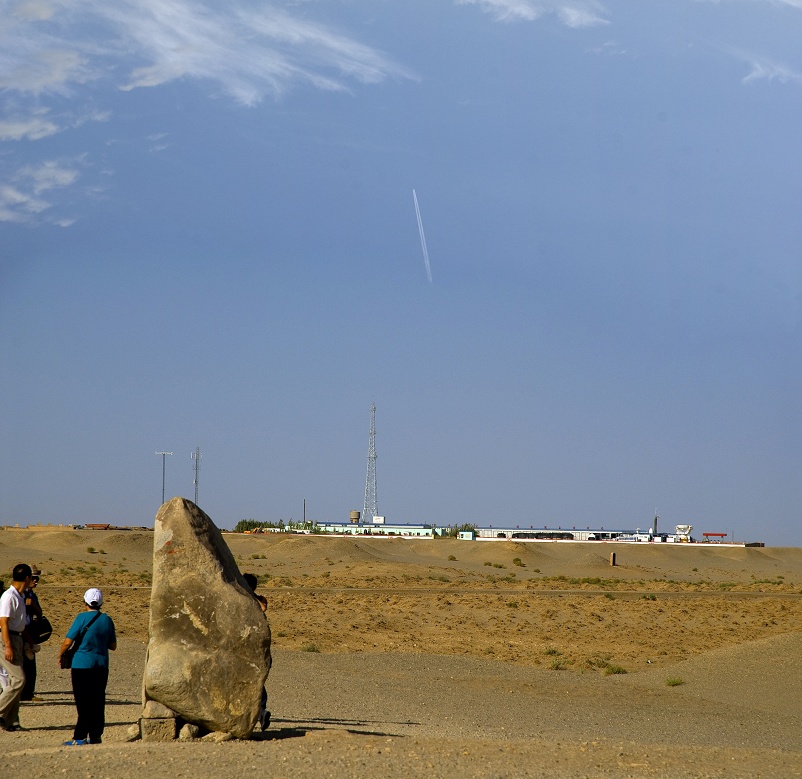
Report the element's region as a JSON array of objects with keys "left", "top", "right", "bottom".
[
  {"left": 30, "top": 565, "right": 41, "bottom": 587},
  {"left": 84, "top": 588, "right": 103, "bottom": 610},
  {"left": 12, "top": 563, "right": 33, "bottom": 583},
  {"left": 243, "top": 573, "right": 258, "bottom": 592}
]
